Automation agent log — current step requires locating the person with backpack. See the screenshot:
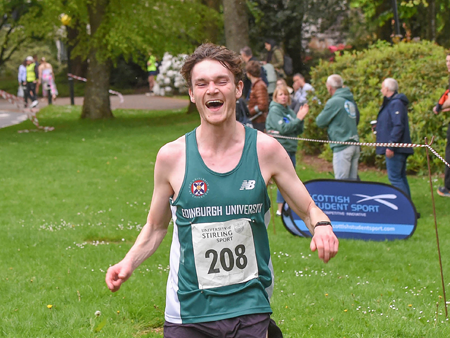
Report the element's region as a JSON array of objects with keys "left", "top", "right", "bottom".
[{"left": 263, "top": 39, "right": 285, "bottom": 78}]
